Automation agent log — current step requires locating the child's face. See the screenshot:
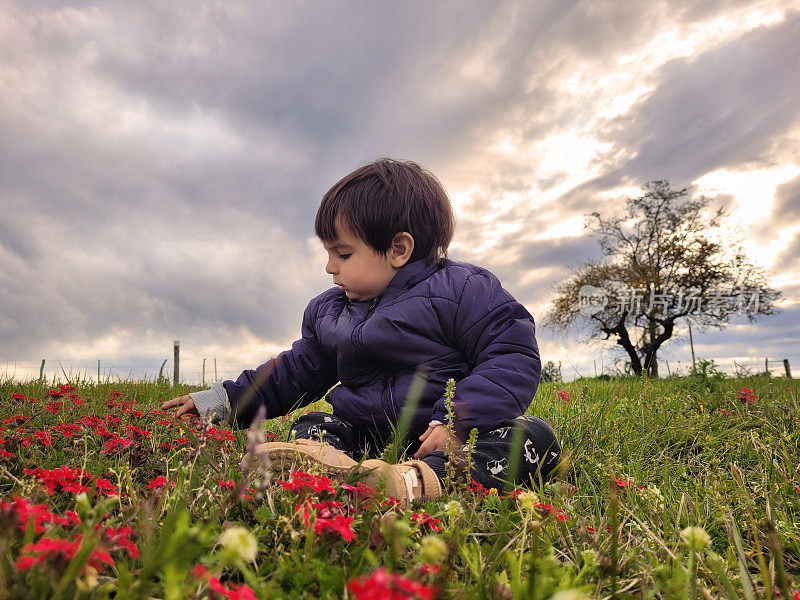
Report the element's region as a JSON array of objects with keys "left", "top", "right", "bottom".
[{"left": 322, "top": 224, "right": 399, "bottom": 302}]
